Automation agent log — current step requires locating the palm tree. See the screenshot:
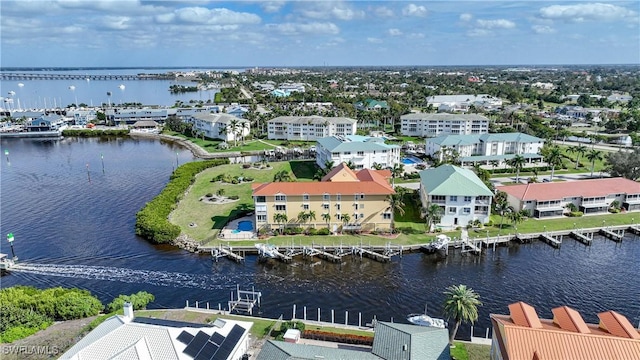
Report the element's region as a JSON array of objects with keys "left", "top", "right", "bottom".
[
  {"left": 322, "top": 213, "right": 331, "bottom": 228},
  {"left": 391, "top": 163, "right": 404, "bottom": 187},
  {"left": 508, "top": 210, "right": 525, "bottom": 229},
  {"left": 297, "top": 211, "right": 309, "bottom": 225},
  {"left": 324, "top": 160, "right": 335, "bottom": 171},
  {"left": 273, "top": 213, "right": 288, "bottom": 234},
  {"left": 507, "top": 155, "right": 526, "bottom": 183},
  {"left": 240, "top": 121, "right": 250, "bottom": 145},
  {"left": 385, "top": 193, "right": 405, "bottom": 232},
  {"left": 346, "top": 160, "right": 356, "bottom": 170},
  {"left": 372, "top": 162, "right": 384, "bottom": 170},
  {"left": 307, "top": 210, "right": 316, "bottom": 227},
  {"left": 421, "top": 203, "right": 444, "bottom": 232},
  {"left": 442, "top": 284, "right": 482, "bottom": 345},
  {"left": 544, "top": 146, "right": 563, "bottom": 181},
  {"left": 273, "top": 170, "right": 292, "bottom": 182},
  {"left": 229, "top": 119, "right": 240, "bottom": 147},
  {"left": 586, "top": 149, "right": 603, "bottom": 177},
  {"left": 494, "top": 201, "right": 513, "bottom": 234},
  {"left": 567, "top": 145, "right": 588, "bottom": 169},
  {"left": 489, "top": 159, "right": 499, "bottom": 171}
]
